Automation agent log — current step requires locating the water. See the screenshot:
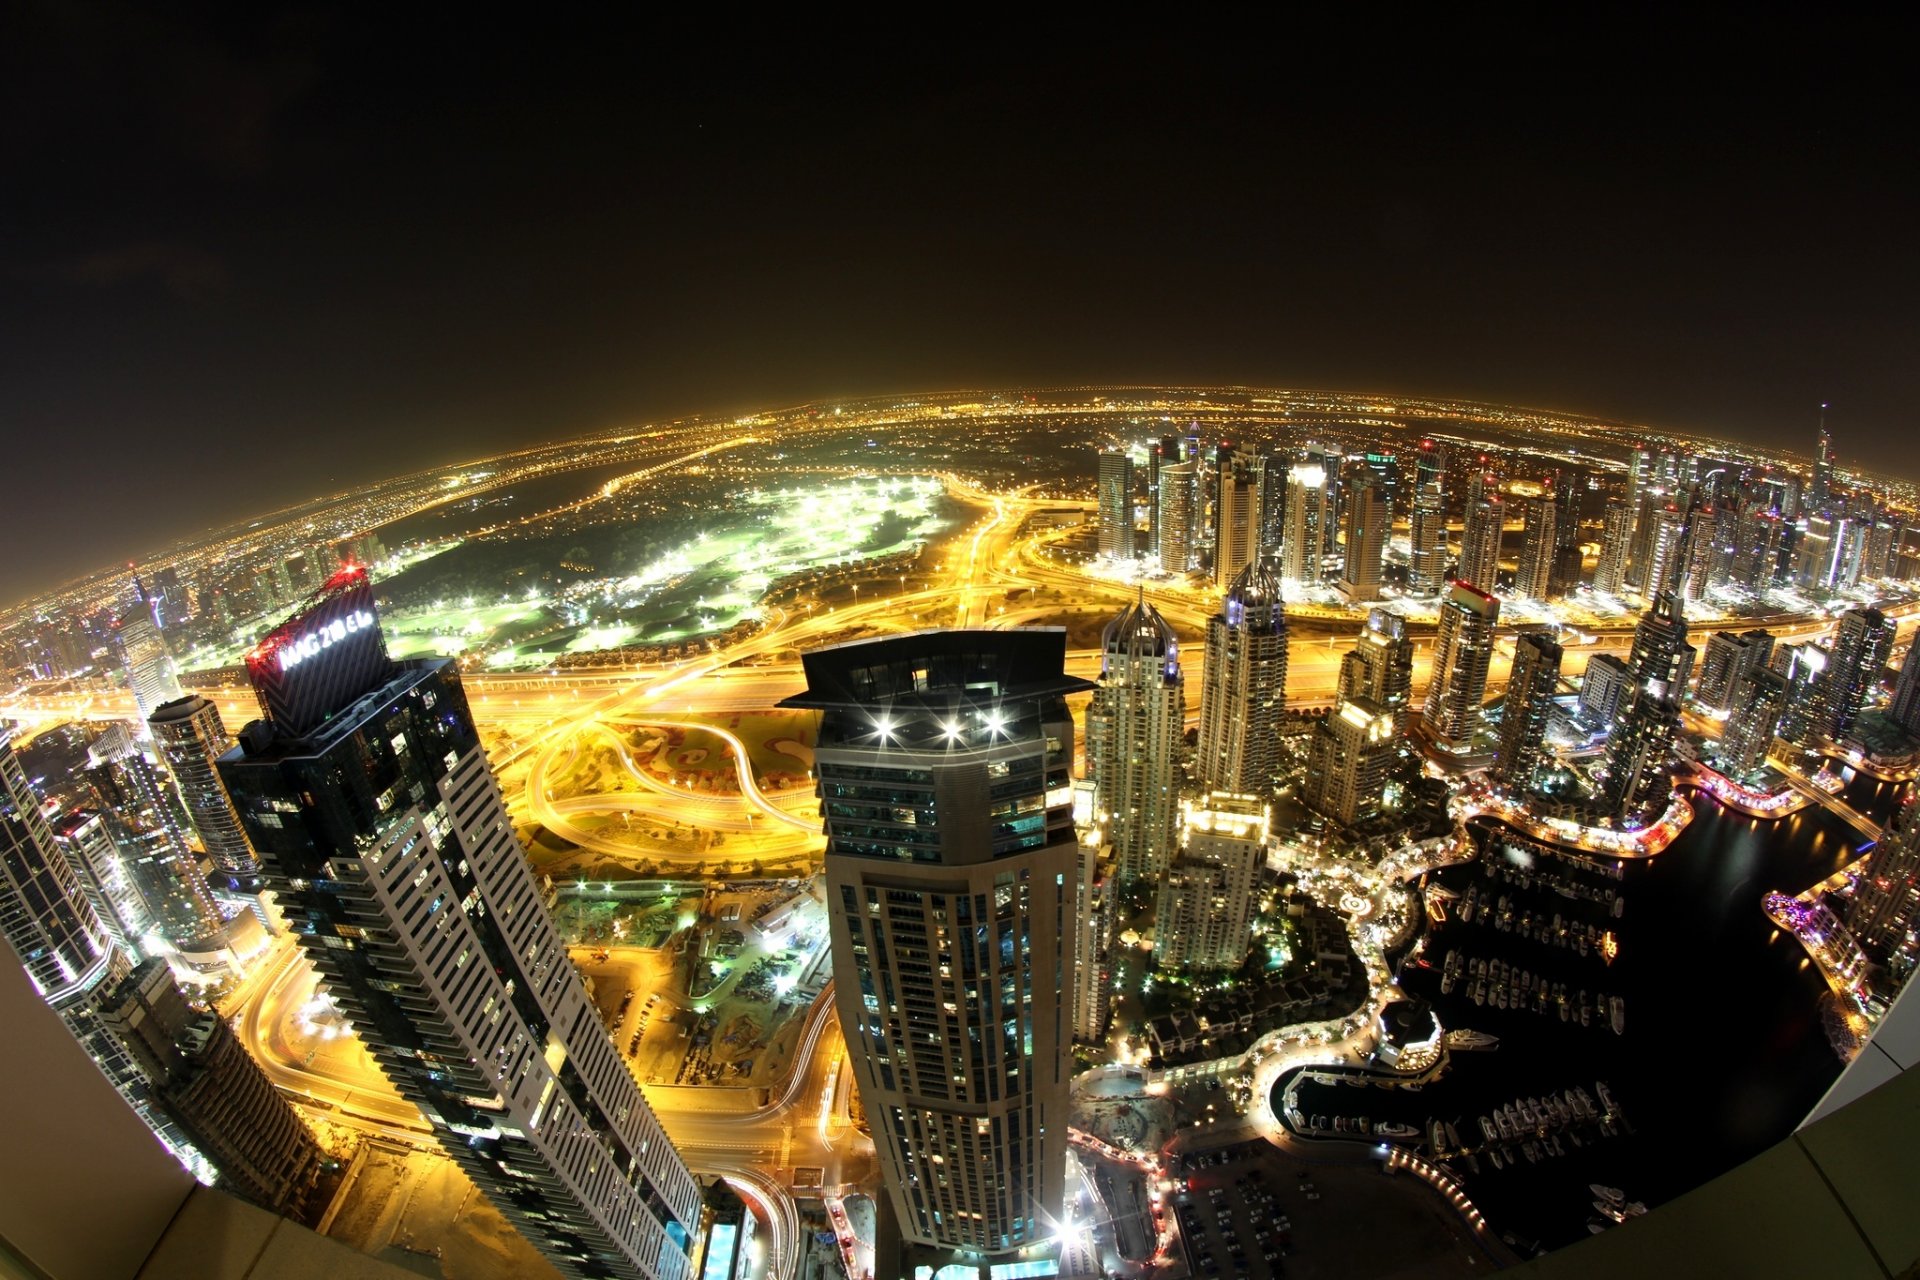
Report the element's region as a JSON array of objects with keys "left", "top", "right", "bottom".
[{"left": 1279, "top": 778, "right": 1904, "bottom": 1251}]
